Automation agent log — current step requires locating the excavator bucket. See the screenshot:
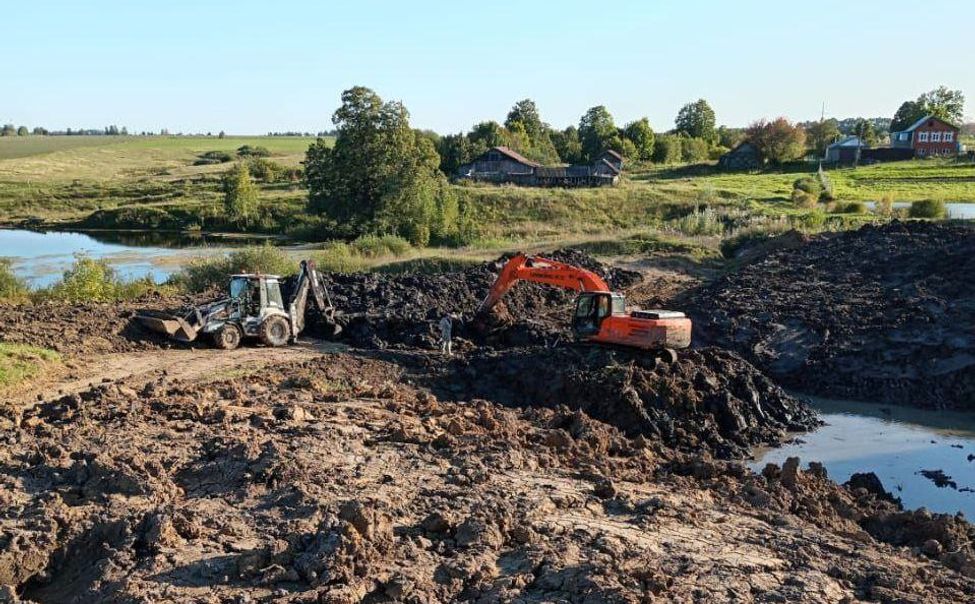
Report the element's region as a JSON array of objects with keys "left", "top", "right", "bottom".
[{"left": 135, "top": 313, "right": 200, "bottom": 343}]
